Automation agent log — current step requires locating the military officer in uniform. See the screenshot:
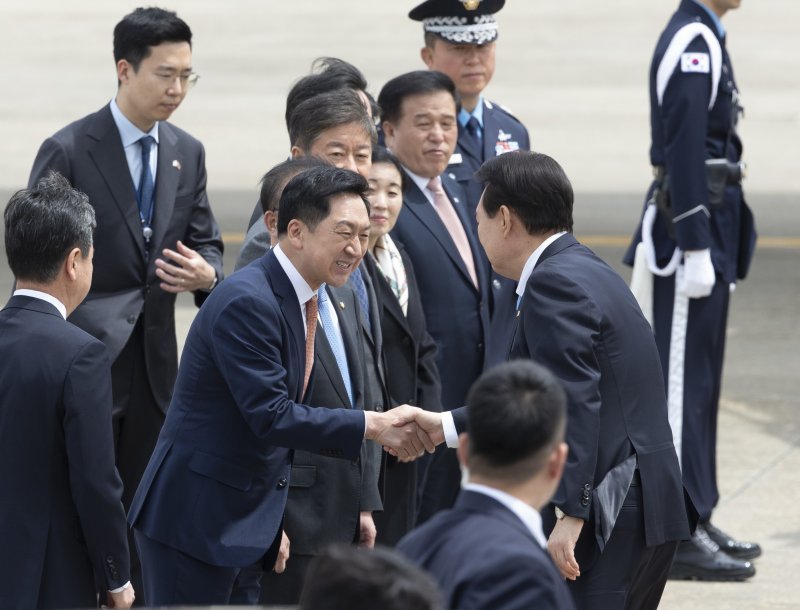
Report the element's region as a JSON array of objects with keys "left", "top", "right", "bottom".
[
  {"left": 624, "top": 0, "right": 759, "bottom": 582},
  {"left": 410, "top": 0, "right": 530, "bottom": 369}
]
